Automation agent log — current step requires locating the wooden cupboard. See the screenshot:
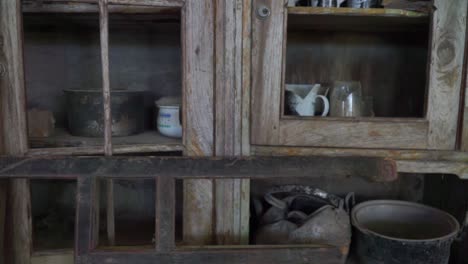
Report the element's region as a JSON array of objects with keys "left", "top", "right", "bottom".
[
  {"left": 251, "top": 0, "right": 467, "bottom": 150},
  {"left": 0, "top": 0, "right": 468, "bottom": 264}
]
